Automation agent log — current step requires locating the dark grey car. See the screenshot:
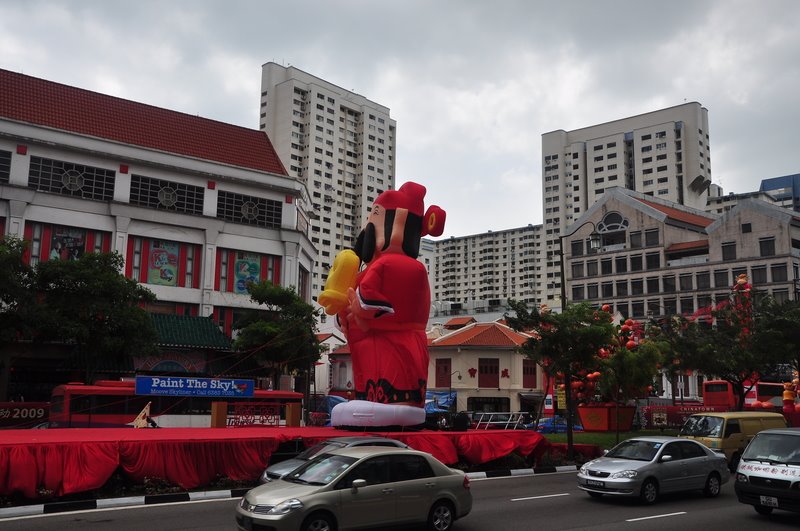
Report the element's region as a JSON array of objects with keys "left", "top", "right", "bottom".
[
  {"left": 260, "top": 436, "right": 410, "bottom": 483},
  {"left": 577, "top": 436, "right": 730, "bottom": 504}
]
